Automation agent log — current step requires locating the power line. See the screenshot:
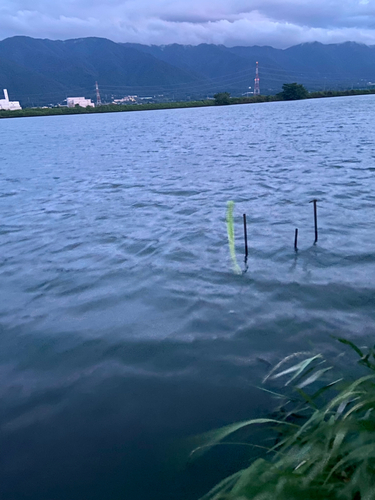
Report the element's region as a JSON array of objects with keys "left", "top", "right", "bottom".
[{"left": 17, "top": 62, "right": 375, "bottom": 101}]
